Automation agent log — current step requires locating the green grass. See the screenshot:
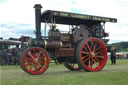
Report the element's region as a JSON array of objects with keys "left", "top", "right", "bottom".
[{"left": 0, "top": 59, "right": 128, "bottom": 85}]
